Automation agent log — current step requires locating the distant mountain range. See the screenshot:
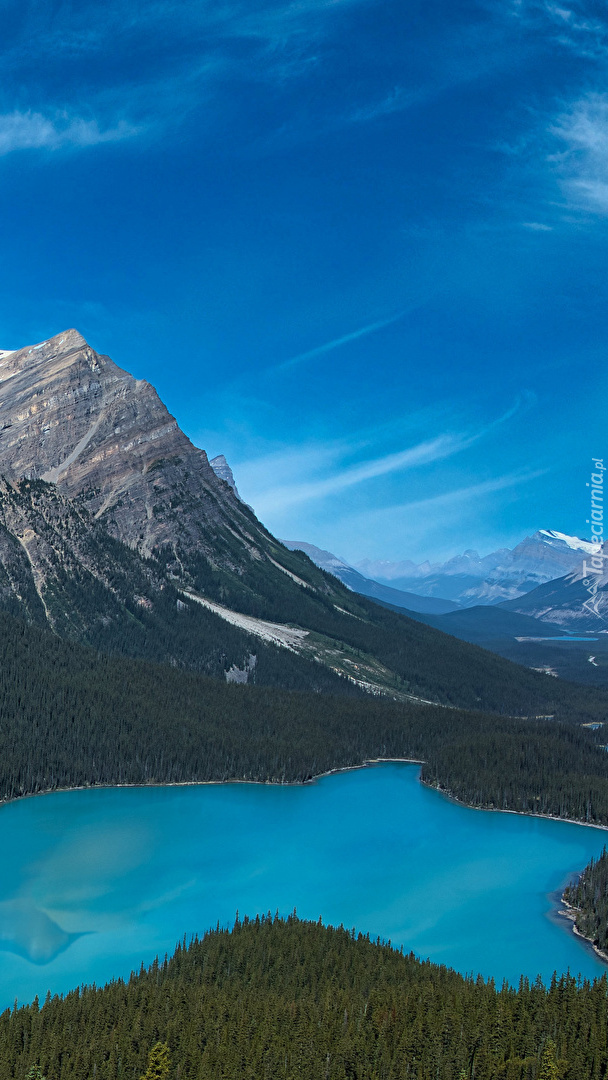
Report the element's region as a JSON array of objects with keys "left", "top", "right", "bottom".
[
  {"left": 356, "top": 531, "right": 594, "bottom": 606},
  {"left": 281, "top": 533, "right": 608, "bottom": 685},
  {"left": 0, "top": 327, "right": 596, "bottom": 717},
  {"left": 282, "top": 530, "right": 601, "bottom": 624},
  {"left": 279, "top": 541, "right": 459, "bottom": 615},
  {"left": 501, "top": 562, "right": 608, "bottom": 630}
]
